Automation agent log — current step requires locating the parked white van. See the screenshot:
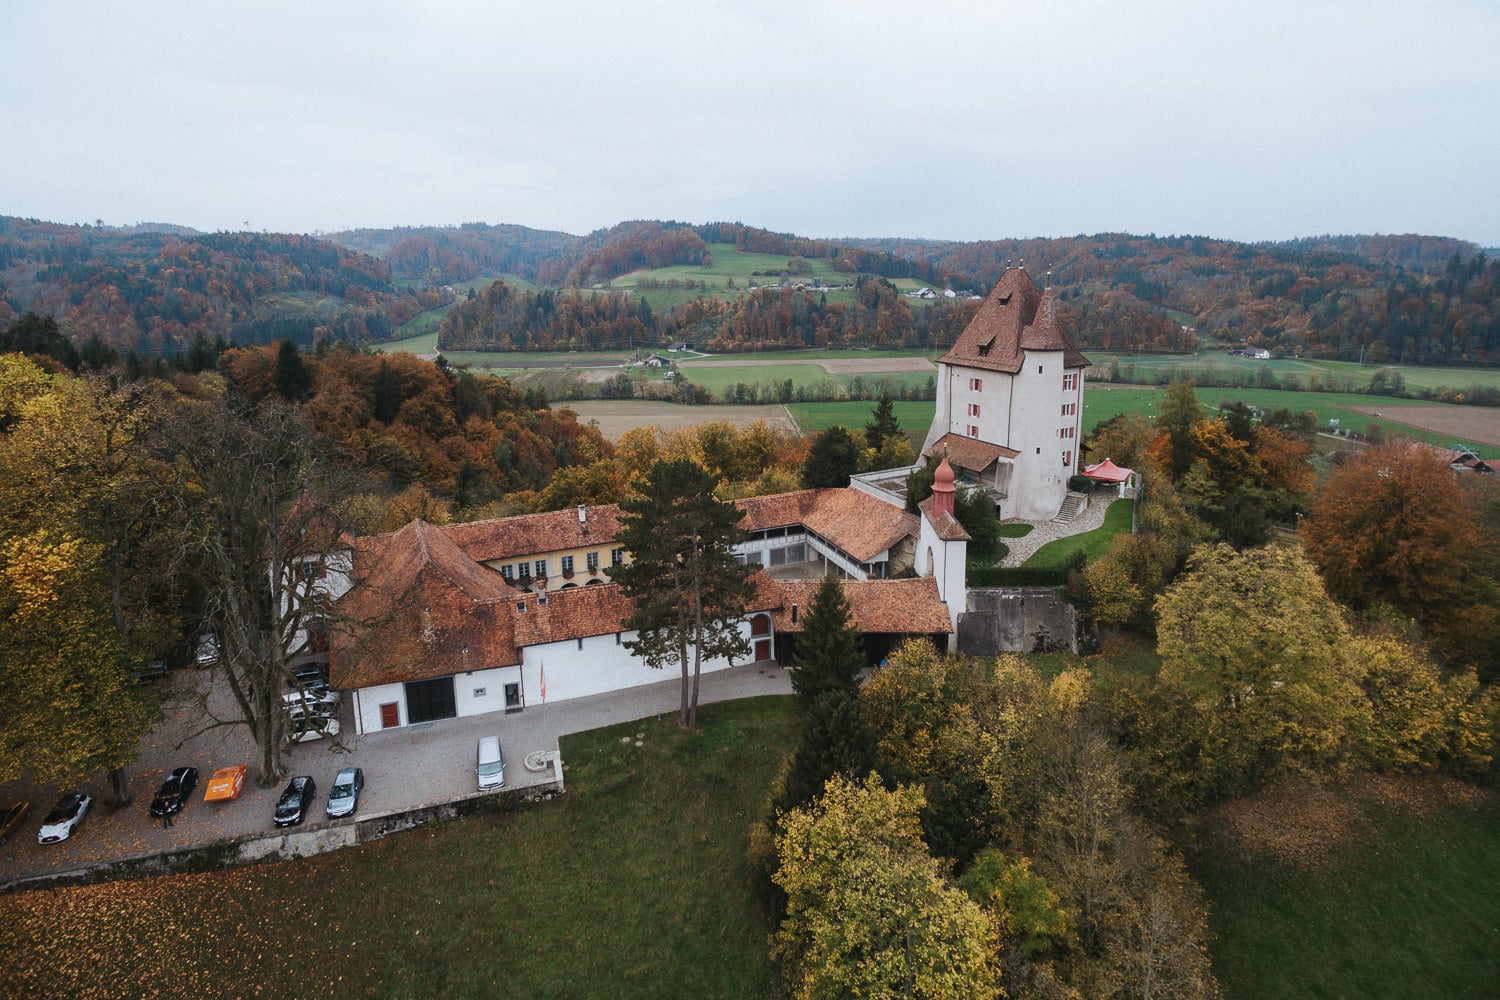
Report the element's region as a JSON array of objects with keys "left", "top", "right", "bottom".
[{"left": 476, "top": 736, "right": 505, "bottom": 790}]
